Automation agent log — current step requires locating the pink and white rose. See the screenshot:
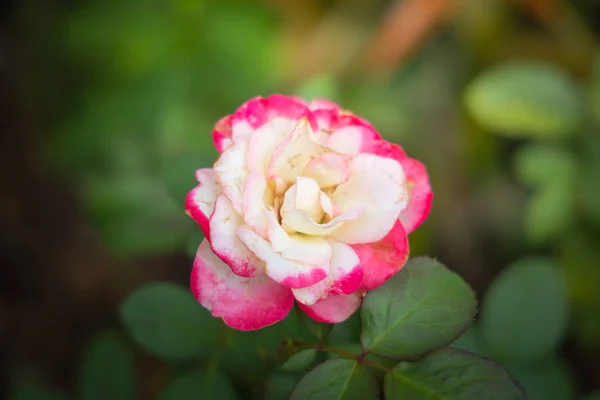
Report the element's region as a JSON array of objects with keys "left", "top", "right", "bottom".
[{"left": 186, "top": 95, "right": 432, "bottom": 331}]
